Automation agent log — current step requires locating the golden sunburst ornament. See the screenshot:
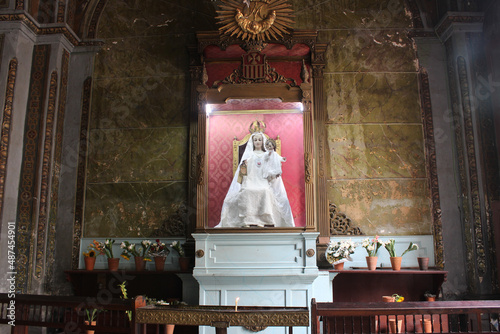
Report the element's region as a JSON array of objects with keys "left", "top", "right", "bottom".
[{"left": 216, "top": 0, "right": 295, "bottom": 41}]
